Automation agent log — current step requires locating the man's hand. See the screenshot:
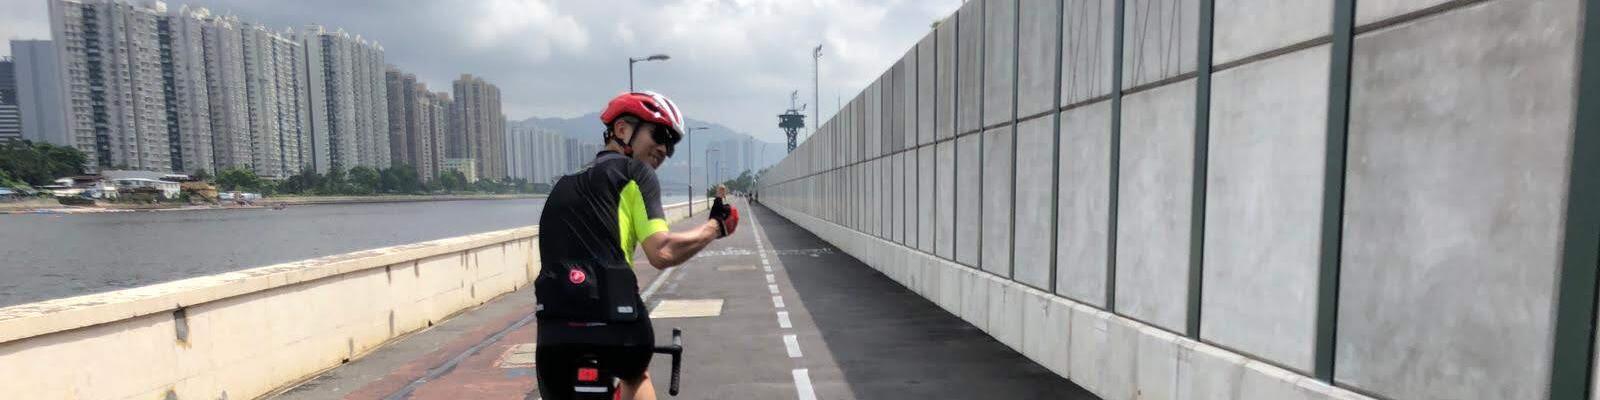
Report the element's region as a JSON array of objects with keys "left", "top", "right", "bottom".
[{"left": 709, "top": 197, "right": 739, "bottom": 237}]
